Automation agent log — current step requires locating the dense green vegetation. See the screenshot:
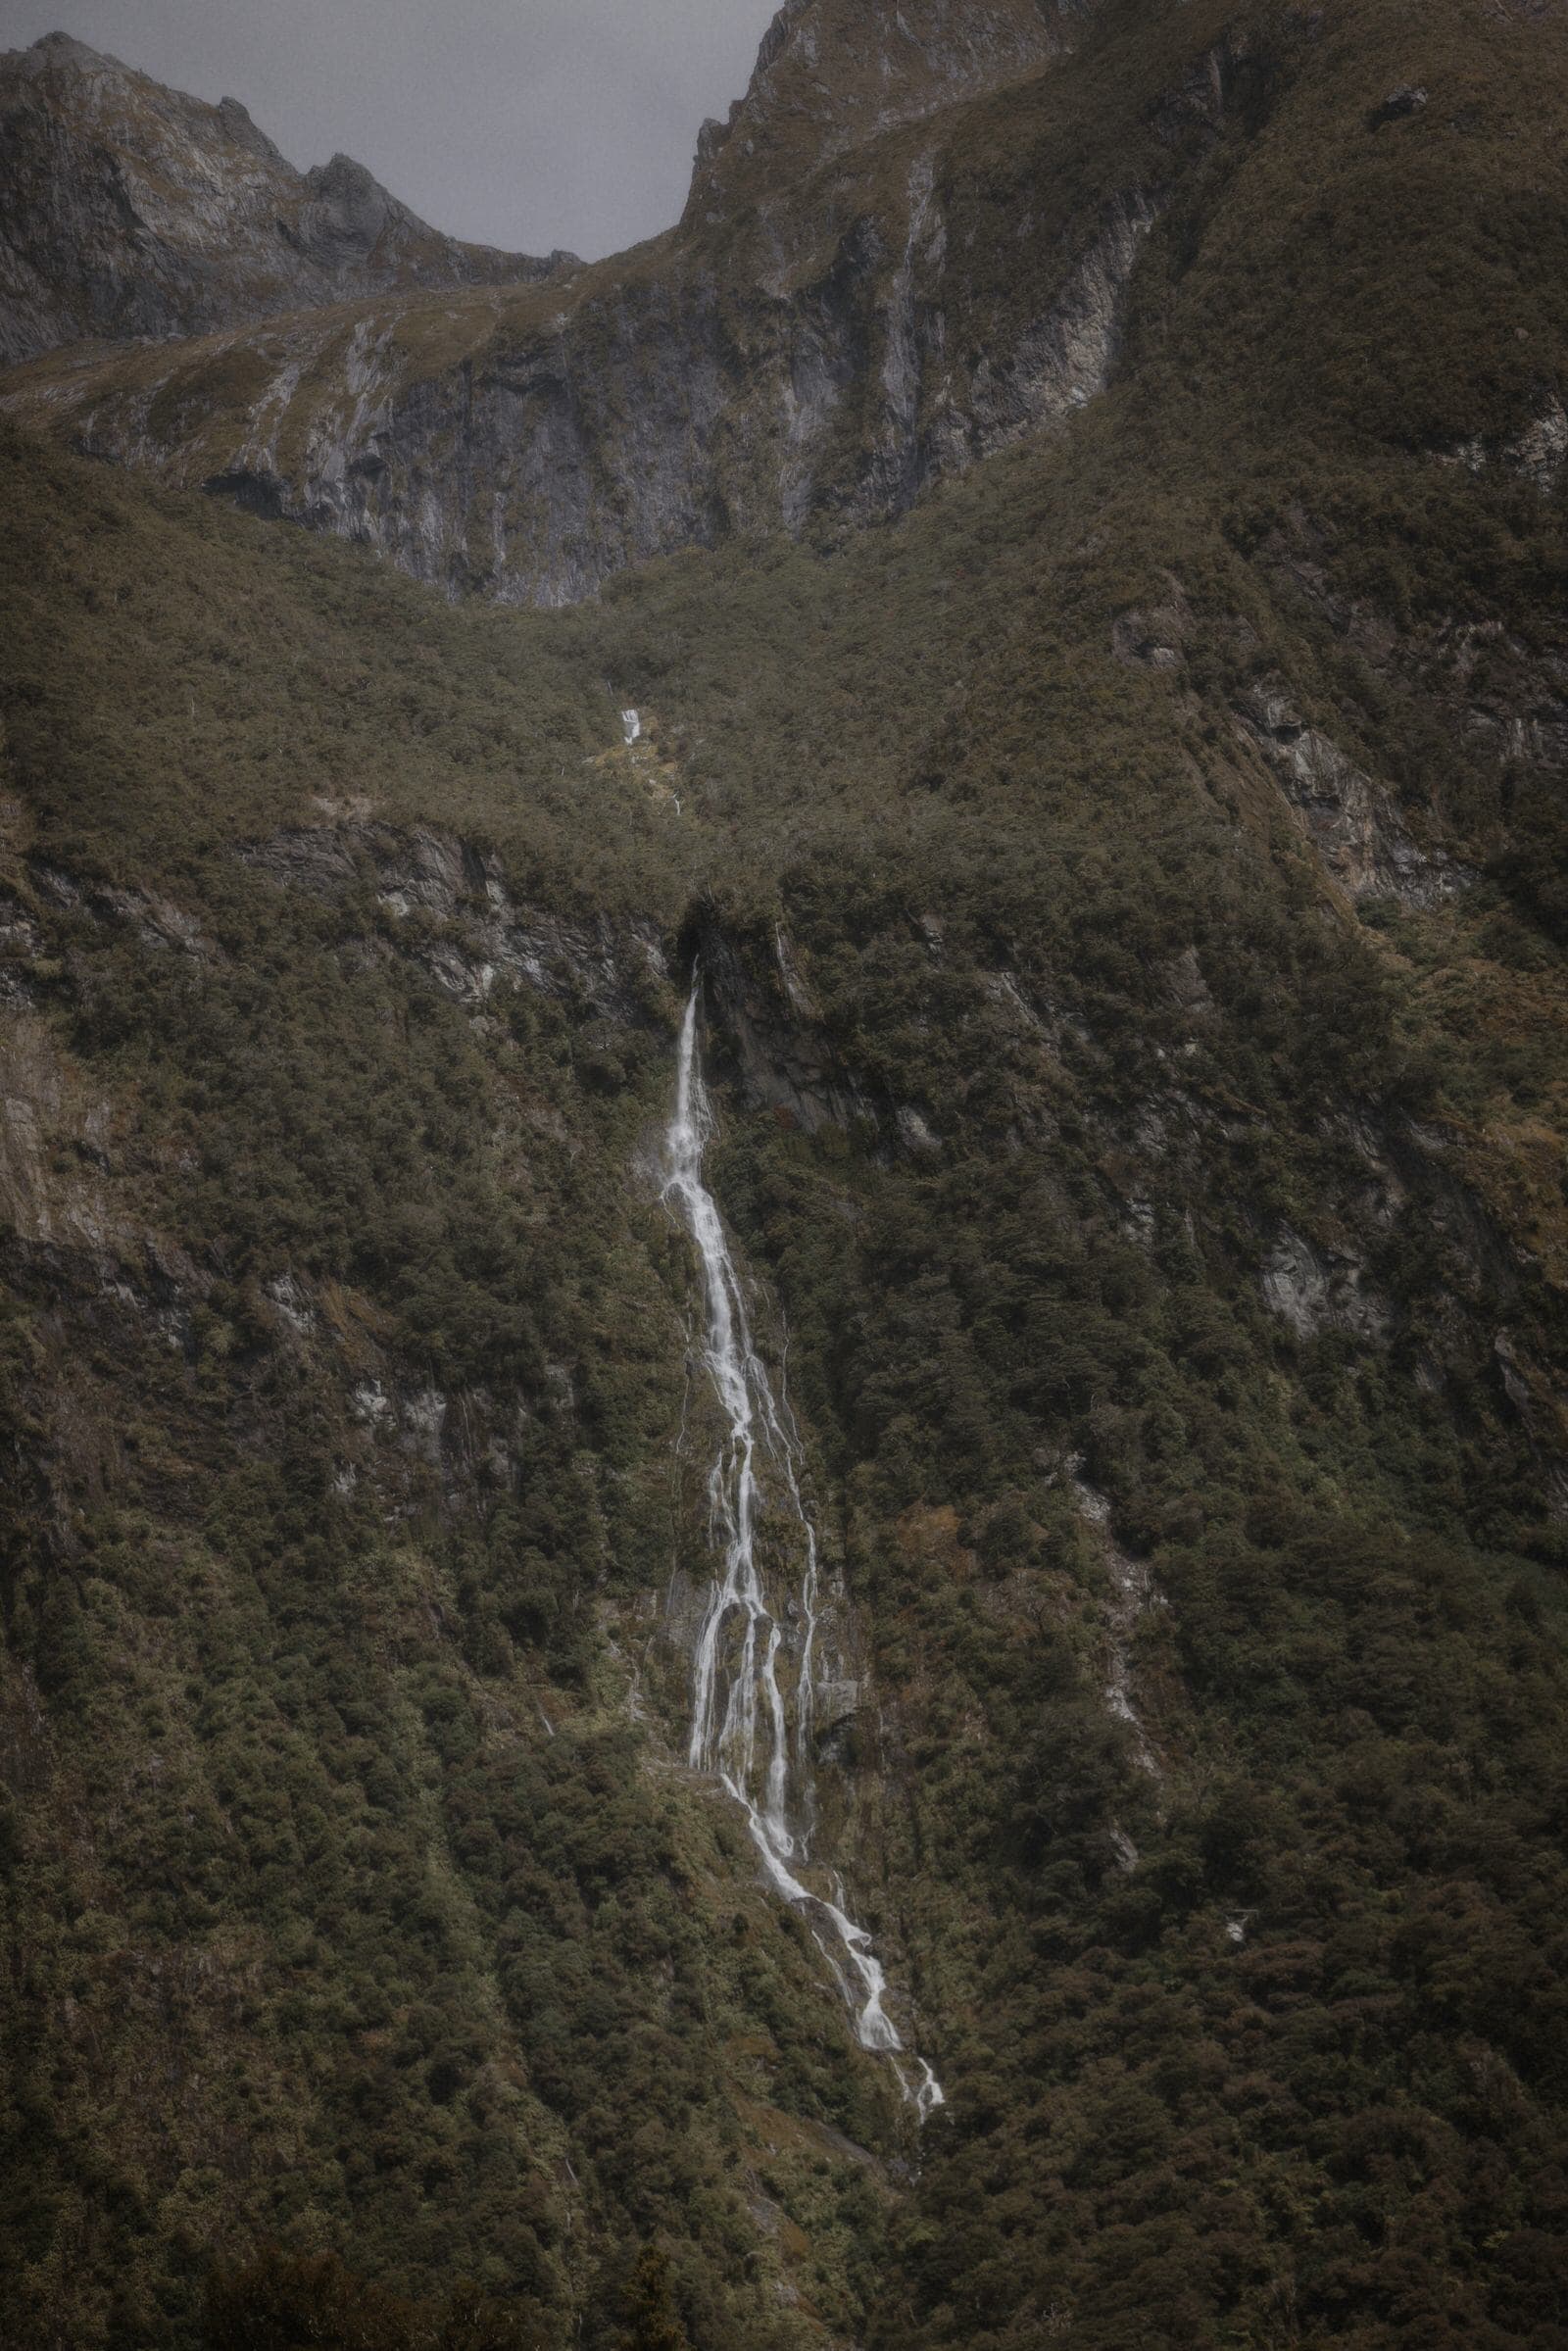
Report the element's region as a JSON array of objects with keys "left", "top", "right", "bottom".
[
  {"left": 0, "top": 427, "right": 903, "bottom": 2348},
  {"left": 3, "top": 0, "right": 1568, "bottom": 2344}
]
